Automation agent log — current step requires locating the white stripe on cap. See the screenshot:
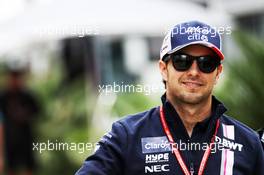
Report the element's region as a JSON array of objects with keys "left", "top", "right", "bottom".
[{"left": 160, "top": 29, "right": 172, "bottom": 60}]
